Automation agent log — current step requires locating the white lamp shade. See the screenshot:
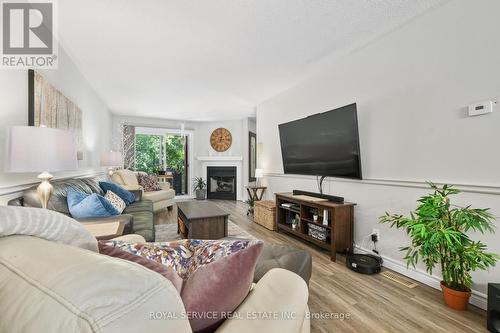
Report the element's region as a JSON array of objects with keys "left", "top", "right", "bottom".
[
  {"left": 255, "top": 168, "right": 264, "bottom": 178},
  {"left": 4, "top": 126, "right": 78, "bottom": 173},
  {"left": 100, "top": 151, "right": 122, "bottom": 167}
]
